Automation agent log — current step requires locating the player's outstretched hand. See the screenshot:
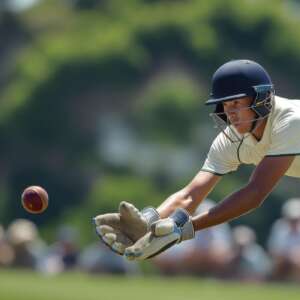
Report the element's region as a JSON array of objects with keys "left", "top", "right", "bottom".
[
  {"left": 93, "top": 202, "right": 159, "bottom": 255},
  {"left": 124, "top": 208, "right": 195, "bottom": 260}
]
